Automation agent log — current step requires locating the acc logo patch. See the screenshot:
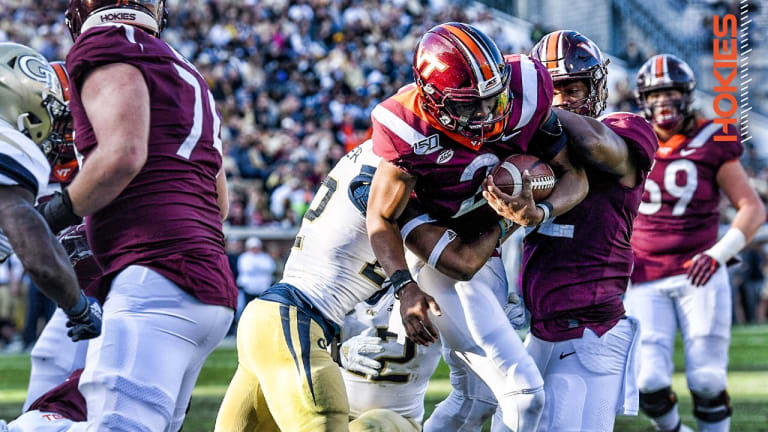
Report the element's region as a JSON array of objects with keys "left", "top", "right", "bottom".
[
  {"left": 412, "top": 134, "right": 442, "bottom": 155},
  {"left": 18, "top": 55, "right": 59, "bottom": 94},
  {"left": 437, "top": 149, "right": 454, "bottom": 164}
]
